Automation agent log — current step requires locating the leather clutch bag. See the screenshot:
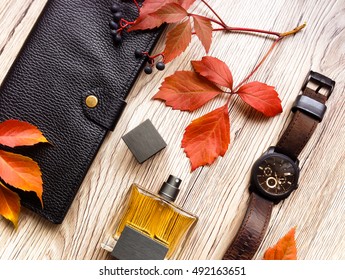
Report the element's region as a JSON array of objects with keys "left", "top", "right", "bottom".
[{"left": 0, "top": 0, "right": 163, "bottom": 223}]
